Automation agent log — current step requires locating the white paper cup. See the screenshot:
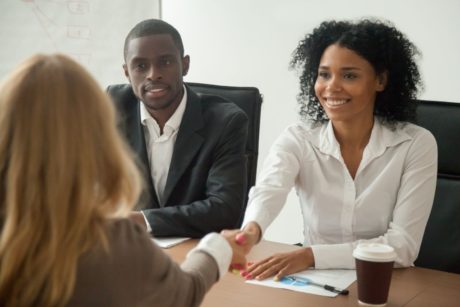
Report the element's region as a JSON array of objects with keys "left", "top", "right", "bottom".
[{"left": 353, "top": 243, "right": 396, "bottom": 306}]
